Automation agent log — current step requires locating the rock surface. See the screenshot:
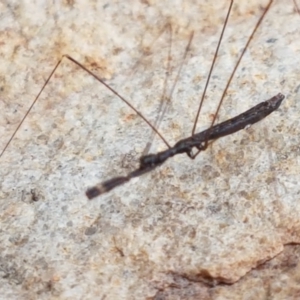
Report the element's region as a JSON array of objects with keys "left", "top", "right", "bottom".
[{"left": 1, "top": 0, "right": 300, "bottom": 299}]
